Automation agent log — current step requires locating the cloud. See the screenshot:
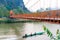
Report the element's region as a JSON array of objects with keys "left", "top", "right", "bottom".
[{"left": 23, "top": 0, "right": 60, "bottom": 12}]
